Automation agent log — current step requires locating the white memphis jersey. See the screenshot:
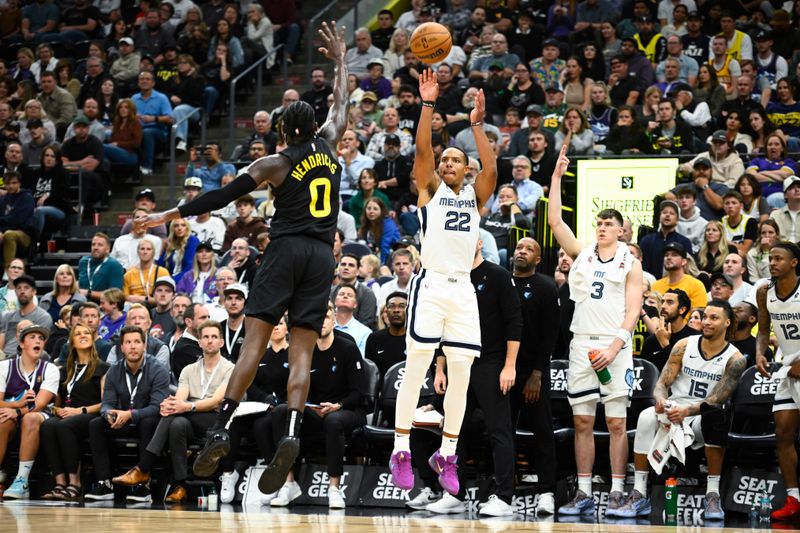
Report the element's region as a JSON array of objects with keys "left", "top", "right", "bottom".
[
  {"left": 768, "top": 280, "right": 800, "bottom": 365},
  {"left": 570, "top": 243, "right": 633, "bottom": 336},
  {"left": 670, "top": 335, "right": 738, "bottom": 405},
  {"left": 418, "top": 180, "right": 479, "bottom": 276}
]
